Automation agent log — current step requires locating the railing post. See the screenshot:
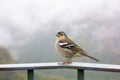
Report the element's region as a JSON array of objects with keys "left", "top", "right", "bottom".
[
  {"left": 27, "top": 69, "right": 34, "bottom": 80},
  {"left": 77, "top": 69, "right": 84, "bottom": 80}
]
